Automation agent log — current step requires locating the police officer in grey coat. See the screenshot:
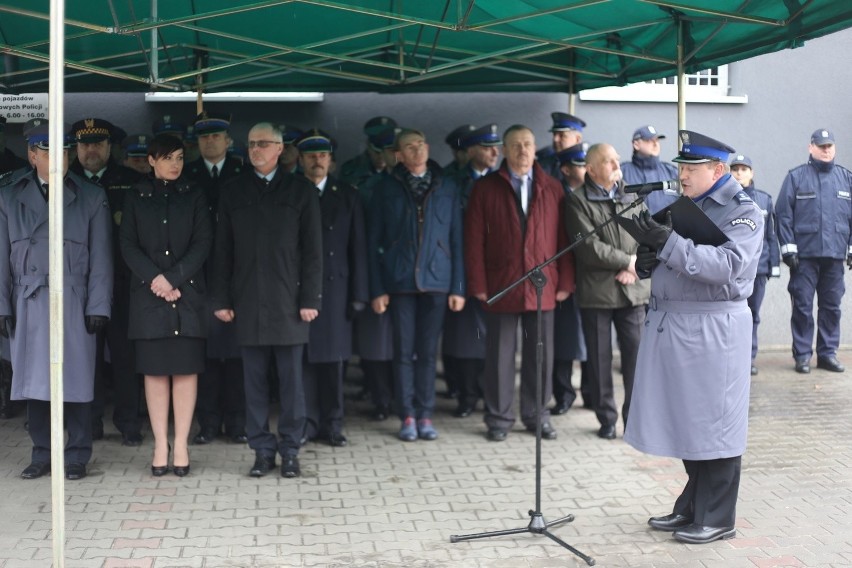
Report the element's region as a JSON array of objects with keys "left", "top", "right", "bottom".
[
  {"left": 775, "top": 129, "right": 851, "bottom": 374},
  {"left": 625, "top": 131, "right": 764, "bottom": 544},
  {"left": 1, "top": 121, "right": 113, "bottom": 481}
]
